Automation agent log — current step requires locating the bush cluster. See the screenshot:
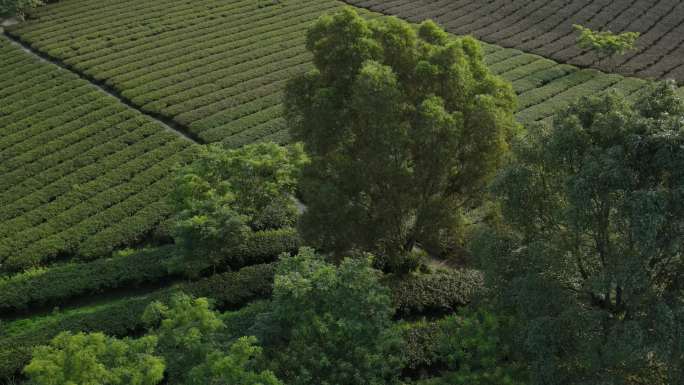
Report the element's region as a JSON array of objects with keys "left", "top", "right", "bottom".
[{"left": 0, "top": 263, "right": 277, "bottom": 380}]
